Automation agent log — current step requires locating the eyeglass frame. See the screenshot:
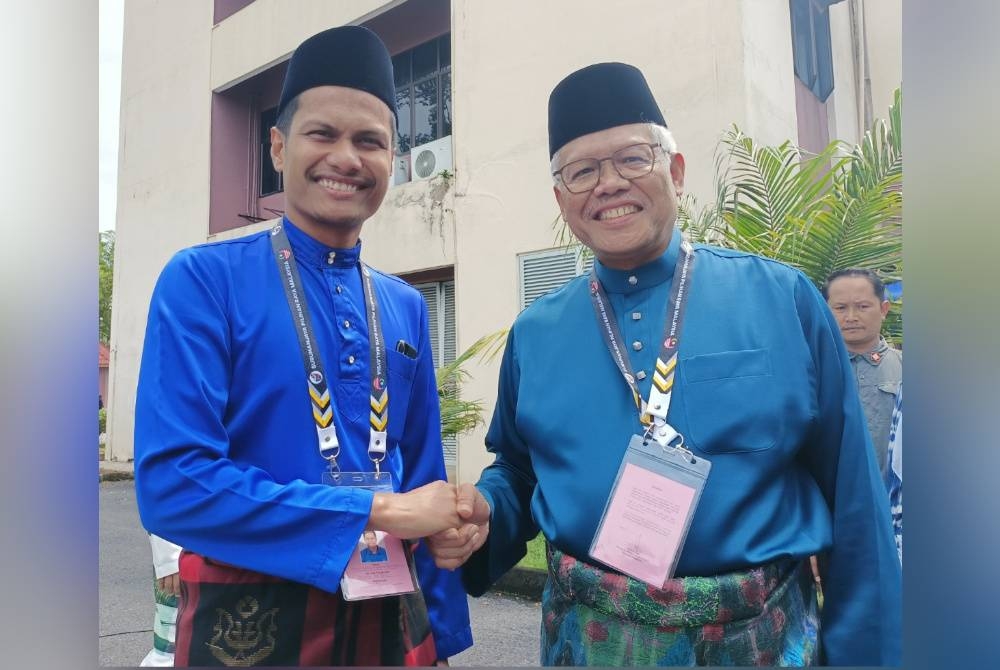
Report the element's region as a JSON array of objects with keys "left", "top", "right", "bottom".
[{"left": 551, "top": 142, "right": 669, "bottom": 194}]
